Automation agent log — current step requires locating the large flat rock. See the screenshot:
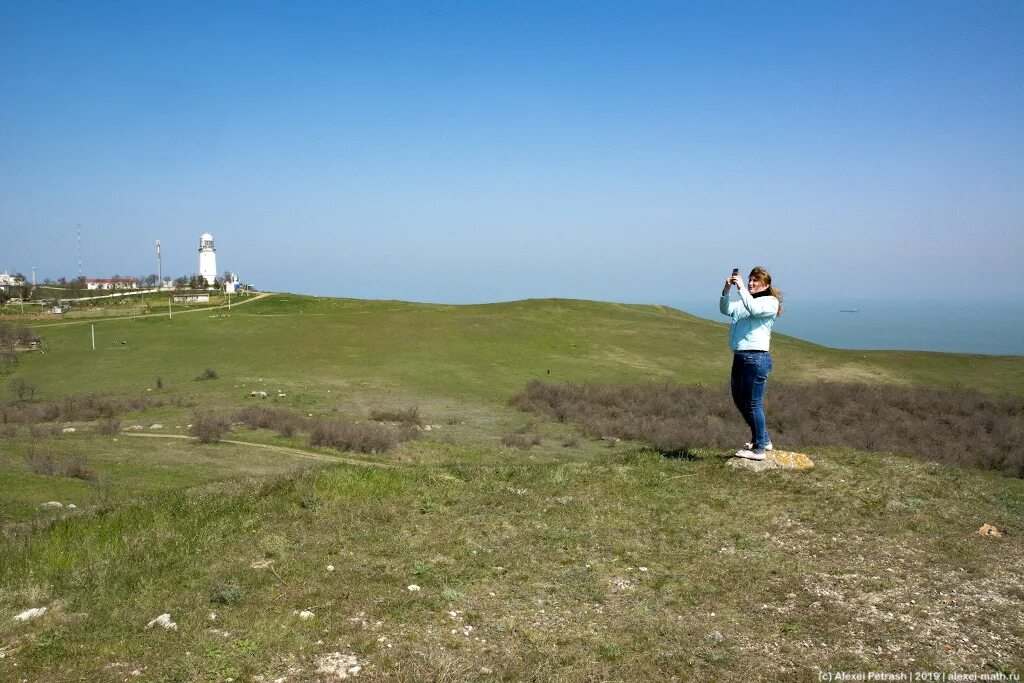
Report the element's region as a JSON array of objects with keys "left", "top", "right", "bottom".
[{"left": 727, "top": 449, "right": 814, "bottom": 472}]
